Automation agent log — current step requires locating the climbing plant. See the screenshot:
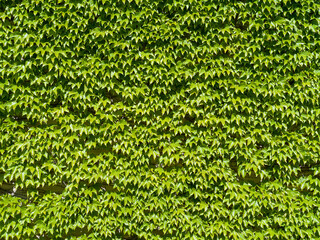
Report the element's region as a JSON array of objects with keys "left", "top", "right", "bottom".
[{"left": 1, "top": 0, "right": 320, "bottom": 239}]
